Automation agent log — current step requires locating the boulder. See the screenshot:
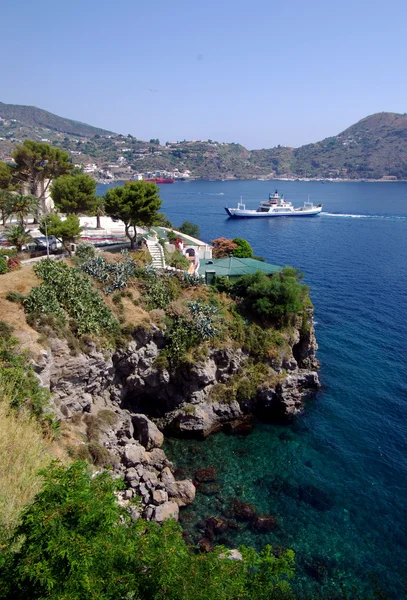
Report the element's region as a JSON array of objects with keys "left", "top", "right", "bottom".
[
  {"left": 153, "top": 501, "right": 179, "bottom": 522},
  {"left": 132, "top": 414, "right": 164, "bottom": 450},
  {"left": 160, "top": 466, "right": 176, "bottom": 486},
  {"left": 122, "top": 443, "right": 147, "bottom": 467},
  {"left": 152, "top": 489, "right": 168, "bottom": 505},
  {"left": 166, "top": 480, "right": 196, "bottom": 507}
]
